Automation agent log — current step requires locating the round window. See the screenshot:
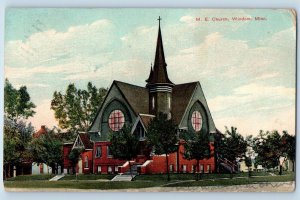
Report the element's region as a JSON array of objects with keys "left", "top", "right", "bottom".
[
  {"left": 108, "top": 110, "right": 125, "bottom": 131},
  {"left": 191, "top": 111, "right": 202, "bottom": 131}
]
